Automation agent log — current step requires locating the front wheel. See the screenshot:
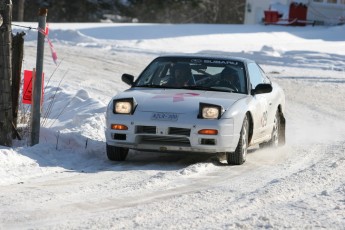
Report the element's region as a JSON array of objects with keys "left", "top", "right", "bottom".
[
  {"left": 106, "top": 144, "right": 129, "bottom": 161},
  {"left": 227, "top": 116, "right": 249, "bottom": 165}
]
